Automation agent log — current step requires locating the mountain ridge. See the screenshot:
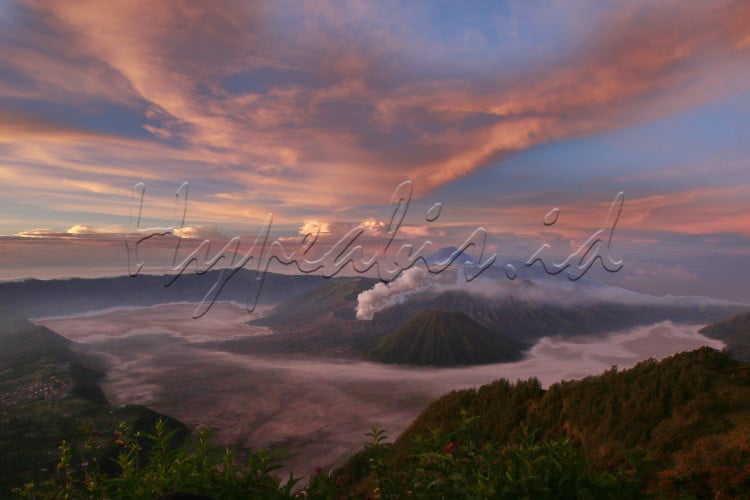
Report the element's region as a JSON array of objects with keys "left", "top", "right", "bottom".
[
  {"left": 0, "top": 306, "right": 189, "bottom": 495},
  {"left": 700, "top": 311, "right": 750, "bottom": 362},
  {"left": 340, "top": 346, "right": 750, "bottom": 497},
  {"left": 369, "top": 310, "right": 527, "bottom": 366}
]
